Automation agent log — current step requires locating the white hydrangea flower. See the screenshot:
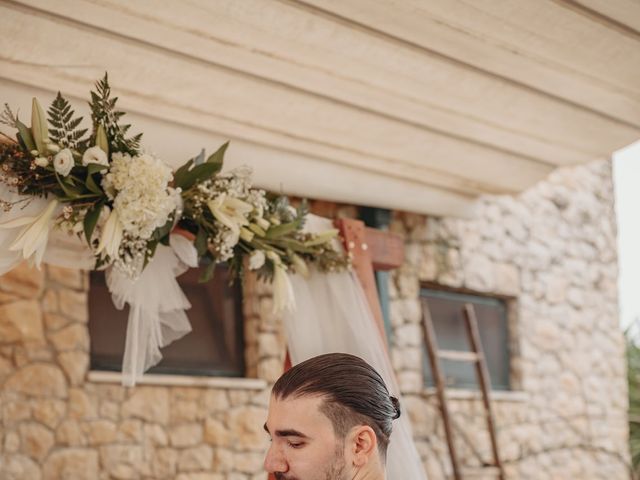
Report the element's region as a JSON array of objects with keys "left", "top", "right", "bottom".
[
  {"left": 53, "top": 149, "right": 74, "bottom": 176},
  {"left": 101, "top": 152, "right": 177, "bottom": 240}
]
